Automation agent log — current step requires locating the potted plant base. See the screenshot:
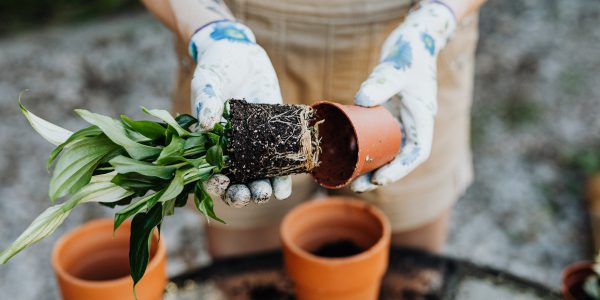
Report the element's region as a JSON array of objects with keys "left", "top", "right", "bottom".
[
  {"left": 280, "top": 197, "right": 391, "bottom": 300},
  {"left": 227, "top": 100, "right": 402, "bottom": 187},
  {"left": 52, "top": 219, "right": 167, "bottom": 300}
]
